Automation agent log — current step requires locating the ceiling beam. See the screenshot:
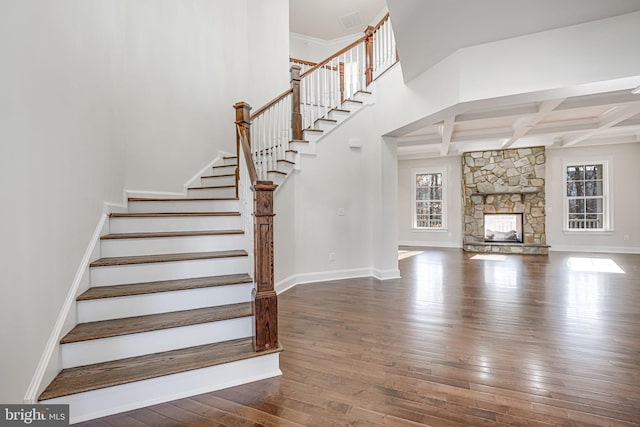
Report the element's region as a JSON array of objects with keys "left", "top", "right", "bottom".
[
  {"left": 561, "top": 104, "right": 640, "bottom": 147},
  {"left": 440, "top": 116, "right": 454, "bottom": 156},
  {"left": 501, "top": 98, "right": 565, "bottom": 149}
]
